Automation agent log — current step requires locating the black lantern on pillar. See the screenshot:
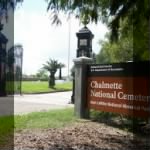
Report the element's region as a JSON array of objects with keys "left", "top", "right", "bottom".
[
  {"left": 71, "top": 26, "right": 94, "bottom": 104},
  {"left": 76, "top": 26, "right": 94, "bottom": 58},
  {"left": 0, "top": 23, "right": 8, "bottom": 96}
]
